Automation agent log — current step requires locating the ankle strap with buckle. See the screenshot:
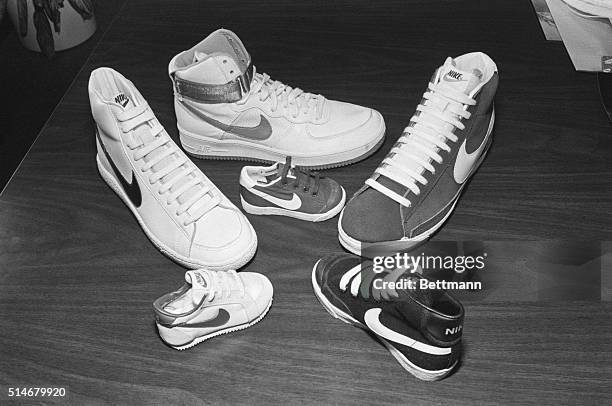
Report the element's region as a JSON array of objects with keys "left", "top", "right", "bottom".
[{"left": 172, "top": 63, "right": 254, "bottom": 104}]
